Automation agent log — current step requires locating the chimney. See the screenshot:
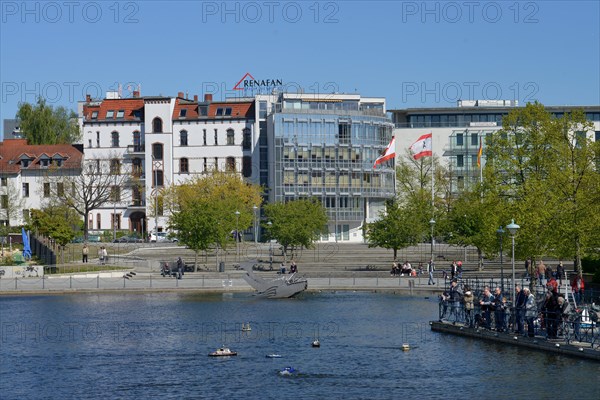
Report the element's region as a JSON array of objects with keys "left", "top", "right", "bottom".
[
  {"left": 194, "top": 95, "right": 198, "bottom": 102},
  {"left": 133, "top": 90, "right": 140, "bottom": 98},
  {"left": 178, "top": 91, "right": 184, "bottom": 98},
  {"left": 86, "top": 94, "right": 91, "bottom": 102},
  {"left": 204, "top": 94, "right": 213, "bottom": 102}
]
